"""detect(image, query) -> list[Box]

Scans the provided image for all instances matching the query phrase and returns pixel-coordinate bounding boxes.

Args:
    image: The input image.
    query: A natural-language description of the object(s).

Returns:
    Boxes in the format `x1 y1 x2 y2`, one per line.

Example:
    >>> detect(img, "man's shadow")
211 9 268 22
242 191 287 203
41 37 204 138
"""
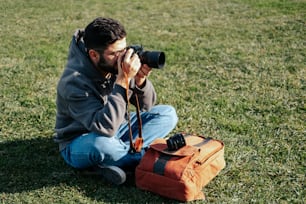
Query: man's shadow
0 137 174 203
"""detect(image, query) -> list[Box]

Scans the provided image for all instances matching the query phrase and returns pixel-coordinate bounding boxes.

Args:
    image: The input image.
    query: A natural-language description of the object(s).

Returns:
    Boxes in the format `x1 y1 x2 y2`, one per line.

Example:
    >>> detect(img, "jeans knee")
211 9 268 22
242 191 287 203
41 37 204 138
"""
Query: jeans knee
169 106 178 128
154 105 178 128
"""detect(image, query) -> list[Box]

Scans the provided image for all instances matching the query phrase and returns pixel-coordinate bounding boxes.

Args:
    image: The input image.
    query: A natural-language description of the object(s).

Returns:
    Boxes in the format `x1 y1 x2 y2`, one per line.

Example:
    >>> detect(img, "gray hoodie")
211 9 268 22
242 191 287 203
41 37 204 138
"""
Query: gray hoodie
54 30 156 150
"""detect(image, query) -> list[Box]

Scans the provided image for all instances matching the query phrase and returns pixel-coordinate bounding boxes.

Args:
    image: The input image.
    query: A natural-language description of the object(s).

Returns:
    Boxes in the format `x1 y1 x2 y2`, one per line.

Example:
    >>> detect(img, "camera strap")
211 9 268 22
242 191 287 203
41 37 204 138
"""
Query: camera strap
124 72 143 153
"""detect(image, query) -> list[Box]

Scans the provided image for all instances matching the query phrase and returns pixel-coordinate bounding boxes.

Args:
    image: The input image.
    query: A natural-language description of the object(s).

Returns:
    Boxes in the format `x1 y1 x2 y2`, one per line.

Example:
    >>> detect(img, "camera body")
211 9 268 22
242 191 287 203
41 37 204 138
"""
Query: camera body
166 133 186 151
128 45 165 69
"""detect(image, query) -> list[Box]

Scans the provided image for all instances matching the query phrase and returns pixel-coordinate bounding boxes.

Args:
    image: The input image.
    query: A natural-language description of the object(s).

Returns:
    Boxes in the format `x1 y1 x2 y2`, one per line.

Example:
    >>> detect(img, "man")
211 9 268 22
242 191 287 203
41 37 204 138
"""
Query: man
54 17 178 185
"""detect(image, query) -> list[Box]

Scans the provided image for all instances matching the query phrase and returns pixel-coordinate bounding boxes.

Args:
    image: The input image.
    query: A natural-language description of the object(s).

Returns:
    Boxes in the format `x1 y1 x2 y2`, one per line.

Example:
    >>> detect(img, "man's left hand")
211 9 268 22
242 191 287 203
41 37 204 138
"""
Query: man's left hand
135 64 152 88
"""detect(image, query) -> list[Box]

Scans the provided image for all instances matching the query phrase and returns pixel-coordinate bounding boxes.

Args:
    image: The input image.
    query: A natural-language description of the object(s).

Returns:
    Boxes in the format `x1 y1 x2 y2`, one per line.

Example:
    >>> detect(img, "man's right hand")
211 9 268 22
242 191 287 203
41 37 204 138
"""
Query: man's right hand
116 48 141 89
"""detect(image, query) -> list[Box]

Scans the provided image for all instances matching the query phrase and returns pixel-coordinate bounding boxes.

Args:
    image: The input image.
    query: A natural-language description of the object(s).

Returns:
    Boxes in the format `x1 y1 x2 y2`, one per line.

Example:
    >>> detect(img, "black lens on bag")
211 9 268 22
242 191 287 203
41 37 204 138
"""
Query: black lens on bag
166 133 186 151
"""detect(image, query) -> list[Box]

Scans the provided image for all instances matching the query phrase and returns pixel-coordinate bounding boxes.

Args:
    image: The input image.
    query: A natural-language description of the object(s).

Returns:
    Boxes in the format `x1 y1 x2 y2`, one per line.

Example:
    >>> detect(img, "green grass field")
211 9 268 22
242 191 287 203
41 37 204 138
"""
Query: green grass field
0 0 305 203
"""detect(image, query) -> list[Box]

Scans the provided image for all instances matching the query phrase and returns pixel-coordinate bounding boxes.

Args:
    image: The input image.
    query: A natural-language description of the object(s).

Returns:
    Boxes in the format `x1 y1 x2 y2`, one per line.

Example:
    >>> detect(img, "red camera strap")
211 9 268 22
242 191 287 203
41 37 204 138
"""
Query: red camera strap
124 71 143 153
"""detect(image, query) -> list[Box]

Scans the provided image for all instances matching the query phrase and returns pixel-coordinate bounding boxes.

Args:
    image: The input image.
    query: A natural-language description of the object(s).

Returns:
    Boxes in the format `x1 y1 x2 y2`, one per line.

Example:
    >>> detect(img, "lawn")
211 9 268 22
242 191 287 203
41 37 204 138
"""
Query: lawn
0 0 305 203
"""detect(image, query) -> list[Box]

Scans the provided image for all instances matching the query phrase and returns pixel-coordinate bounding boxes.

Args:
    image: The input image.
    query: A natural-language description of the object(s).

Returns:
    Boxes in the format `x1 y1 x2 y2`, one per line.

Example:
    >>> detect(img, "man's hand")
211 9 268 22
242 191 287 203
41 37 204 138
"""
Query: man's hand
135 64 152 88
116 48 141 89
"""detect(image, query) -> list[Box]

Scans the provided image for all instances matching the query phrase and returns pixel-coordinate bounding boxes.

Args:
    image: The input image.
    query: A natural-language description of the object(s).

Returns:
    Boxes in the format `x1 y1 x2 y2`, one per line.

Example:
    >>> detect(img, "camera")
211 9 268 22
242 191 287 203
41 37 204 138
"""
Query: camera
128 45 165 69
166 133 186 151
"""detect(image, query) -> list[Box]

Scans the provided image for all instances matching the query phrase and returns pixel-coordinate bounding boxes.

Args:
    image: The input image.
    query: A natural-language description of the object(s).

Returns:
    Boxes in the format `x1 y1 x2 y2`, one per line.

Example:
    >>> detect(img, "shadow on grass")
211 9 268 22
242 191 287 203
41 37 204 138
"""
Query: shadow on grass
0 137 66 193
0 137 176 203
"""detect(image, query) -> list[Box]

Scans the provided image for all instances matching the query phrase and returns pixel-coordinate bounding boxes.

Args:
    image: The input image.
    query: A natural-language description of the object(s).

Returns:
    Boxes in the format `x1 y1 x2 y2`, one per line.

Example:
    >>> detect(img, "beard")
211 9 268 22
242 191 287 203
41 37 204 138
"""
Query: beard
97 55 118 75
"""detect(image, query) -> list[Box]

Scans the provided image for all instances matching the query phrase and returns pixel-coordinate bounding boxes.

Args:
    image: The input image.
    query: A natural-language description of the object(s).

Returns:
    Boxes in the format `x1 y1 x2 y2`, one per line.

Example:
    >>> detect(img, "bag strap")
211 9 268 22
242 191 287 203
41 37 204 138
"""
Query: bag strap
124 71 143 153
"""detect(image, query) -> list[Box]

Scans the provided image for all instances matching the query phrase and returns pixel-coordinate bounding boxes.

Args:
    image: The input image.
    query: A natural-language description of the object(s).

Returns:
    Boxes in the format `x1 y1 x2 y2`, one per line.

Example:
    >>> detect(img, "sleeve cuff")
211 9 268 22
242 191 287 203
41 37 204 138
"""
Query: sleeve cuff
113 84 133 103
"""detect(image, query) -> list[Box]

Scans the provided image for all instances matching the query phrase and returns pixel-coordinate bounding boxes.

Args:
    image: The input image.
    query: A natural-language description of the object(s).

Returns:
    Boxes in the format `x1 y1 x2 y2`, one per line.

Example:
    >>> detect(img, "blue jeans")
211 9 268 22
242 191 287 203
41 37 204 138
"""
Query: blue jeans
61 105 178 169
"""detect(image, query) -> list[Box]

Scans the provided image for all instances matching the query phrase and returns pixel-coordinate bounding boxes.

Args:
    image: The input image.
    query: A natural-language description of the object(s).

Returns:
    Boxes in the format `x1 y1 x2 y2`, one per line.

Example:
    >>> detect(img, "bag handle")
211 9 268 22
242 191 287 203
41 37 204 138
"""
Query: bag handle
123 70 143 153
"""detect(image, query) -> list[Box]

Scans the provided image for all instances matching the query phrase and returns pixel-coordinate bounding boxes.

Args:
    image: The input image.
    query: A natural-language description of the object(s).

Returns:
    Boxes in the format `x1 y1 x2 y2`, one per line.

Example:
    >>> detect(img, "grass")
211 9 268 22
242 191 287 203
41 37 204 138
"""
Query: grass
0 0 305 203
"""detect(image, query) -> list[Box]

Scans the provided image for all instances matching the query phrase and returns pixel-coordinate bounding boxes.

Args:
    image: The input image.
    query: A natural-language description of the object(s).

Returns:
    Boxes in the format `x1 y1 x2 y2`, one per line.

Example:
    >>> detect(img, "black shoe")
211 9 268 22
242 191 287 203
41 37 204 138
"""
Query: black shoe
98 165 126 185
78 165 126 185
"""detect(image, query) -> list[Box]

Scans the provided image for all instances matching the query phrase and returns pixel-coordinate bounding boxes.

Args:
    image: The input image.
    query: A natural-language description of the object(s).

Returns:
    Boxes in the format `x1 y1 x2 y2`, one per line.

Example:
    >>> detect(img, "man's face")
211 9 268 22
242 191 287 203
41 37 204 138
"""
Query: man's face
96 37 127 74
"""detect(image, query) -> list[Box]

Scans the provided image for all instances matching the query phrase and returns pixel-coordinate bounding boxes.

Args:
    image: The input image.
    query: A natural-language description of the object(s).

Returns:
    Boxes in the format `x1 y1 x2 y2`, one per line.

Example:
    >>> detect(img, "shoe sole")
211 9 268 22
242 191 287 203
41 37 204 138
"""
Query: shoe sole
99 165 126 185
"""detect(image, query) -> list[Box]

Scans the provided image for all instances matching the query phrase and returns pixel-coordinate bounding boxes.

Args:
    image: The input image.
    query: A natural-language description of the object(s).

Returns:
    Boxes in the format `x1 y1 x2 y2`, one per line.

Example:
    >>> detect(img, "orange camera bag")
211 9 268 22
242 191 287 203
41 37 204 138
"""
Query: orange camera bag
135 134 225 202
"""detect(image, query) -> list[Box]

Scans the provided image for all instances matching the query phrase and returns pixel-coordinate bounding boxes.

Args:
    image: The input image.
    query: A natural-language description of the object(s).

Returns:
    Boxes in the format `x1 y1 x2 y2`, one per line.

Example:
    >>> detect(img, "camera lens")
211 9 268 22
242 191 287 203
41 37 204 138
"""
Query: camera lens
127 45 165 69
141 51 165 69
166 133 186 151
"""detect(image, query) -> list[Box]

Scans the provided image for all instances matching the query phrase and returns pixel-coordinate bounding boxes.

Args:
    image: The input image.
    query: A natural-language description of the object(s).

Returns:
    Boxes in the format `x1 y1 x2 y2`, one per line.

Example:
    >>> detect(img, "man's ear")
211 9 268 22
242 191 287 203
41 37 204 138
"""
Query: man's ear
88 49 100 63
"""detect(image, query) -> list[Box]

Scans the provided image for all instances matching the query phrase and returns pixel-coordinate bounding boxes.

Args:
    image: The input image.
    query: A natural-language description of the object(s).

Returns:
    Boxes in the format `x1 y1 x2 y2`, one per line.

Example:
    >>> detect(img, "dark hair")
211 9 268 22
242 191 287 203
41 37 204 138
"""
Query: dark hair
84 17 126 50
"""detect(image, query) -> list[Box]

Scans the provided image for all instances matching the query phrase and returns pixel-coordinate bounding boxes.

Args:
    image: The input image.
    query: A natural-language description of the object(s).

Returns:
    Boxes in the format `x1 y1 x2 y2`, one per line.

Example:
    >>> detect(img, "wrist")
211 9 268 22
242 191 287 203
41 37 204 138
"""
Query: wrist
116 77 130 89
135 78 146 88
